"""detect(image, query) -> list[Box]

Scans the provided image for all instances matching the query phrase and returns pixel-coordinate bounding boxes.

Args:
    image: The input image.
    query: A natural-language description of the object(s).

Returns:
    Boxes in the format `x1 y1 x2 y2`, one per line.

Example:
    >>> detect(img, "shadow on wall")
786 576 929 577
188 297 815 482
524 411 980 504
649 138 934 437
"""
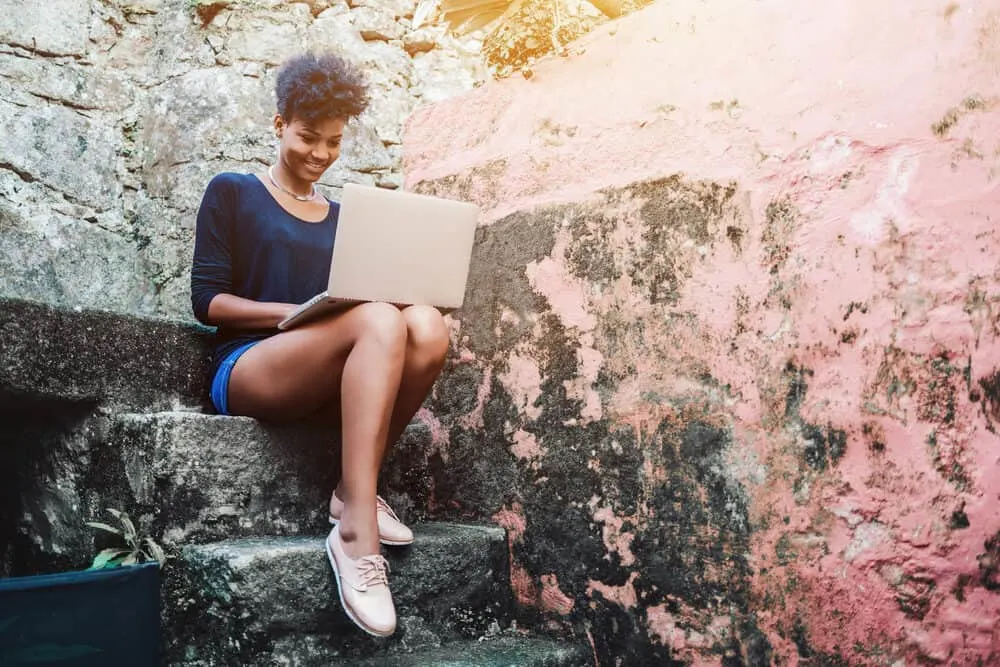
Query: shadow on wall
0 398 101 578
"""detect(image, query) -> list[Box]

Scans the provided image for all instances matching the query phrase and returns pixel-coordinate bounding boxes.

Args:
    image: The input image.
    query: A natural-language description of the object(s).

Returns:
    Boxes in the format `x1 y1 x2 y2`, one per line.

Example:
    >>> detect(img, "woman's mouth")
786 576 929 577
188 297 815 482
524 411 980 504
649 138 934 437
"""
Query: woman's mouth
305 161 327 173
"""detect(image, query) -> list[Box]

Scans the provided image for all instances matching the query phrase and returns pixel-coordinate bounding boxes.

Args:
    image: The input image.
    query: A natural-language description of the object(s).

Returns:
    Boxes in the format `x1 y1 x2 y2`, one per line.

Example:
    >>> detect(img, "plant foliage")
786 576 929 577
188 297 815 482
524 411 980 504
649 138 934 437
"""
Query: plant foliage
86 509 167 570
421 0 627 34
415 0 654 77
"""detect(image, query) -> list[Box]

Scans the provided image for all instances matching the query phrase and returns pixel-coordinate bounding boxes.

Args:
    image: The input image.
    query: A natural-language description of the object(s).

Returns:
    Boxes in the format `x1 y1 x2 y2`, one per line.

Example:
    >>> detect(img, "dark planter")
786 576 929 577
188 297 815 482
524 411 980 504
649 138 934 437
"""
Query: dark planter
0 562 160 665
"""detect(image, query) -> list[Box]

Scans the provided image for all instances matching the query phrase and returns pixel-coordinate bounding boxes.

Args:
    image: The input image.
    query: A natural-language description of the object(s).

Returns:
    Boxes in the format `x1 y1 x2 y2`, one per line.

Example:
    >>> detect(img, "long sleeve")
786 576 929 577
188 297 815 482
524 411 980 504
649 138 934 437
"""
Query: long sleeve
190 175 235 325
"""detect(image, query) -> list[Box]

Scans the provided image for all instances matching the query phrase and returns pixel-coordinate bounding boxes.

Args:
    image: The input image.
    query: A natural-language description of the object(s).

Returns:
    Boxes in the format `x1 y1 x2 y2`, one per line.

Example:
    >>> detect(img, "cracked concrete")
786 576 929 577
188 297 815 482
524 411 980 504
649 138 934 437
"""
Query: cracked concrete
0 0 485 317
404 1 1000 664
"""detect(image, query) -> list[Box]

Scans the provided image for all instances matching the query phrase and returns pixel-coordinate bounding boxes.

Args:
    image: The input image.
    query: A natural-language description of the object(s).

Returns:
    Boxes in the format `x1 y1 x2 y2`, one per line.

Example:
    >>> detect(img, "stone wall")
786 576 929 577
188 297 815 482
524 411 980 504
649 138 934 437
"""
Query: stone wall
405 1 1000 664
0 0 482 318
0 297 212 576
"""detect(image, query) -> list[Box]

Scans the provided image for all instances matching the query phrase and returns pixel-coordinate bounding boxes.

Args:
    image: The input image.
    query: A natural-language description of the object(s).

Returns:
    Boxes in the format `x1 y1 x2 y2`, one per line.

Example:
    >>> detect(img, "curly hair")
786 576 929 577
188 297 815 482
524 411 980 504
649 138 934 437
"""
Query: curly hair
275 52 369 123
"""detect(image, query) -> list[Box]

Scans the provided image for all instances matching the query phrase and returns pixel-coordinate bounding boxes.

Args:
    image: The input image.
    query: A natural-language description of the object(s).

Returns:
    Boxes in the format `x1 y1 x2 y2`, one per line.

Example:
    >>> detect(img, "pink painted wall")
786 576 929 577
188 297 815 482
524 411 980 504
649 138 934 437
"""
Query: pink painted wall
405 1 1000 664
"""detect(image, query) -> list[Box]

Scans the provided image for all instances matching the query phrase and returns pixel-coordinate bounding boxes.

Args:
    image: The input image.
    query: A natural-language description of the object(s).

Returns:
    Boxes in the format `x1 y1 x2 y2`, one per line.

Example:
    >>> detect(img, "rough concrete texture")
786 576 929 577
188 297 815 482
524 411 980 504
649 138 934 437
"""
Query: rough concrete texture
0 405 106 578
109 411 435 546
0 298 212 576
0 0 483 317
164 524 512 664
404 1 1000 664
336 636 591 667
0 297 211 409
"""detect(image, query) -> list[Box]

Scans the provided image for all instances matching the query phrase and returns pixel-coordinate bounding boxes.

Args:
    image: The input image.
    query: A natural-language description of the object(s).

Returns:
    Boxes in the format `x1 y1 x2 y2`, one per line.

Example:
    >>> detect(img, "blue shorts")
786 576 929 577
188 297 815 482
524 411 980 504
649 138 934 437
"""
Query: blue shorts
209 341 260 415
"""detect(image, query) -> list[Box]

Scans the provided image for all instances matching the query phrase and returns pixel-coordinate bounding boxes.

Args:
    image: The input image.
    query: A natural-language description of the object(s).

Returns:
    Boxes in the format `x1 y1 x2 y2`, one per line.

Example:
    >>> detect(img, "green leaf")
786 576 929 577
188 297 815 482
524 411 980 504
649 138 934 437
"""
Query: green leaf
106 554 128 568
456 7 508 33
122 552 138 566
413 0 440 29
440 0 508 11
117 513 138 544
85 521 122 536
587 0 625 18
144 537 167 563
440 0 514 34
105 508 123 521
89 548 130 570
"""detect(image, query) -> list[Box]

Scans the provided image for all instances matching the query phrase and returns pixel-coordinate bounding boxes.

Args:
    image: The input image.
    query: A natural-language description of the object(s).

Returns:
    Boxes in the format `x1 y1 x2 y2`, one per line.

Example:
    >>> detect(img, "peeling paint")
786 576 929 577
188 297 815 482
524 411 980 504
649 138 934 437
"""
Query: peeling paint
415 407 449 453
511 428 544 460
590 502 636 567
563 342 604 423
525 225 597 332
407 0 1000 663
492 503 526 543
498 349 544 421
587 571 639 611
539 573 575 615
458 367 493 430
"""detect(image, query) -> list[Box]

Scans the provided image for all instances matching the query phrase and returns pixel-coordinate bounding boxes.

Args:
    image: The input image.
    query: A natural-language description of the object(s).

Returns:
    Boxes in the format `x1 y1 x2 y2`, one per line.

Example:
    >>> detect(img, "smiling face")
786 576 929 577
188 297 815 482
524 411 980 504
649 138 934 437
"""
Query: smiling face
274 114 346 187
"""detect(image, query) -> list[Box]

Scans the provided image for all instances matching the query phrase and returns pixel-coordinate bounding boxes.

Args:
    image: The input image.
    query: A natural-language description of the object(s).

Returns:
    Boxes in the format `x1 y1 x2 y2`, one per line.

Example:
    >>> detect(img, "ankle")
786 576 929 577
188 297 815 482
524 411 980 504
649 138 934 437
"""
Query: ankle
338 508 379 557
330 489 343 512
340 530 379 560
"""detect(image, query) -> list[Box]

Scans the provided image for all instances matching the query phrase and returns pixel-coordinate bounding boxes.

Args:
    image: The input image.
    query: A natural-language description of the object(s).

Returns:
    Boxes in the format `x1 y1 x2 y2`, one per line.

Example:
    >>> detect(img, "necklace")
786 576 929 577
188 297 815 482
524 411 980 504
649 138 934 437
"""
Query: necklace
268 165 318 202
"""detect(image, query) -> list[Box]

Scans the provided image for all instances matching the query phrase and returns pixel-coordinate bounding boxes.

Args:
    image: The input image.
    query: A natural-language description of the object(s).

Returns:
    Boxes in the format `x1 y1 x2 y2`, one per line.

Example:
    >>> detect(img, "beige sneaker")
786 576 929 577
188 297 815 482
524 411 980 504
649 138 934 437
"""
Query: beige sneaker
329 494 414 547
325 525 396 637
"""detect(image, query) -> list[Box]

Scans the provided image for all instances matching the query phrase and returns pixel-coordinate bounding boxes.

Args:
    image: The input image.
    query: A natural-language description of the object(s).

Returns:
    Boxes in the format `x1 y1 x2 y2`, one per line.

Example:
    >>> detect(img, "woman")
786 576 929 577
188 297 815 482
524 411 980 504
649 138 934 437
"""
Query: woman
190 52 449 638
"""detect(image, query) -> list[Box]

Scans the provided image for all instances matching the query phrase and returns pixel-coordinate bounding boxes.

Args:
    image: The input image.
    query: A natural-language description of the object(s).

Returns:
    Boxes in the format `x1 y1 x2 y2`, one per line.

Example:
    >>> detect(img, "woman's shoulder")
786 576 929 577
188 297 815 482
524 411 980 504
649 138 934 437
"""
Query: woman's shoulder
203 172 262 208
206 171 258 192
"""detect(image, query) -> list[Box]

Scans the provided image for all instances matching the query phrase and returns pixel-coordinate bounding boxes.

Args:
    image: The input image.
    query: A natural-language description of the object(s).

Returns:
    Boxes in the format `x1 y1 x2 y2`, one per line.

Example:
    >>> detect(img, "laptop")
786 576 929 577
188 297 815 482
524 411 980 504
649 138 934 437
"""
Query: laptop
277 183 479 330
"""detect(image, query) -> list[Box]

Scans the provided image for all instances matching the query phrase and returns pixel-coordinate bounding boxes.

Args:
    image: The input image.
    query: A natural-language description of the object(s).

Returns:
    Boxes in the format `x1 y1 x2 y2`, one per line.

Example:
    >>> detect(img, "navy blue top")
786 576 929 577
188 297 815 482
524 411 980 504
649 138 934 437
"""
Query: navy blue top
190 172 338 377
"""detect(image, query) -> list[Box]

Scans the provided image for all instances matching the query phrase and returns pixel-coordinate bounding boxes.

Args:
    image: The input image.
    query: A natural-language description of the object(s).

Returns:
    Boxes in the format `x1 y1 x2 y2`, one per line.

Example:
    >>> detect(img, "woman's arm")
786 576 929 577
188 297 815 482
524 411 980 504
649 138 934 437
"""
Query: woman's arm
190 175 301 330
204 294 297 330
191 176 237 325
192 175 295 330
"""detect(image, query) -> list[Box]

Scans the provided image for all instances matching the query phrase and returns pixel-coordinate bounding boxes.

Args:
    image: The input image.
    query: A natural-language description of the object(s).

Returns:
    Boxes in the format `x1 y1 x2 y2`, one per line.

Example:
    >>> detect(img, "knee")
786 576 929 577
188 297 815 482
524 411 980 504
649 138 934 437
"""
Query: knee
403 306 449 363
352 302 407 350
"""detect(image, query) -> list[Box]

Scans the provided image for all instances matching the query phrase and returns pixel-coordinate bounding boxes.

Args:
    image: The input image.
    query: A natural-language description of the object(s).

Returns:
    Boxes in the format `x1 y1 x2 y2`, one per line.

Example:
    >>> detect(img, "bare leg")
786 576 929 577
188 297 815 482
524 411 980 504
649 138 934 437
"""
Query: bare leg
332 305 449 508
387 306 450 445
335 310 407 556
227 302 407 558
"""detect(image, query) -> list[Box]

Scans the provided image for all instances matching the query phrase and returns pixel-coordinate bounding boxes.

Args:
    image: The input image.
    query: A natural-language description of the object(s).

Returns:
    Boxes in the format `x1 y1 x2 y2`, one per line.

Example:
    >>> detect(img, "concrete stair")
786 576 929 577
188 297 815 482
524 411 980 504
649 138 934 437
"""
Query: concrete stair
110 411 436 546
0 297 211 410
328 637 591 667
112 411 587 666
0 300 587 664
164 526 512 664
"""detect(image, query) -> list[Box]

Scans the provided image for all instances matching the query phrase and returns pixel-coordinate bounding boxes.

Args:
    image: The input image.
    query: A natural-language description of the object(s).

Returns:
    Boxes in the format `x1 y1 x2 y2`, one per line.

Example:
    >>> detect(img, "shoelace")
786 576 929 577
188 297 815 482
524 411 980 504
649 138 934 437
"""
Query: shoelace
376 495 402 522
355 554 391 591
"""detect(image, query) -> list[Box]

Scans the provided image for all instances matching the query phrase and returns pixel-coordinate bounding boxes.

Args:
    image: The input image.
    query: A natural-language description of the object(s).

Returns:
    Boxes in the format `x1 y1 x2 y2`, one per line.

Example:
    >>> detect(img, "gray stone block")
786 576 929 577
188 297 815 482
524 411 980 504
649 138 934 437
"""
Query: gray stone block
0 98 121 209
259 635 591 667
112 412 337 545
336 637 591 667
0 0 91 56
0 297 211 409
111 411 436 545
165 524 513 665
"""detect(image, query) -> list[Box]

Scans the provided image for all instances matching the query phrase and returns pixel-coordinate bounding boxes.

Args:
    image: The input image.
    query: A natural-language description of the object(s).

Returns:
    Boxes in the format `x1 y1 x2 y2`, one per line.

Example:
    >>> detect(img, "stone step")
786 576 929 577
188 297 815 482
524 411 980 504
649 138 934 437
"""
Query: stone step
0 297 211 410
164 523 514 665
316 637 591 667
109 411 435 545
